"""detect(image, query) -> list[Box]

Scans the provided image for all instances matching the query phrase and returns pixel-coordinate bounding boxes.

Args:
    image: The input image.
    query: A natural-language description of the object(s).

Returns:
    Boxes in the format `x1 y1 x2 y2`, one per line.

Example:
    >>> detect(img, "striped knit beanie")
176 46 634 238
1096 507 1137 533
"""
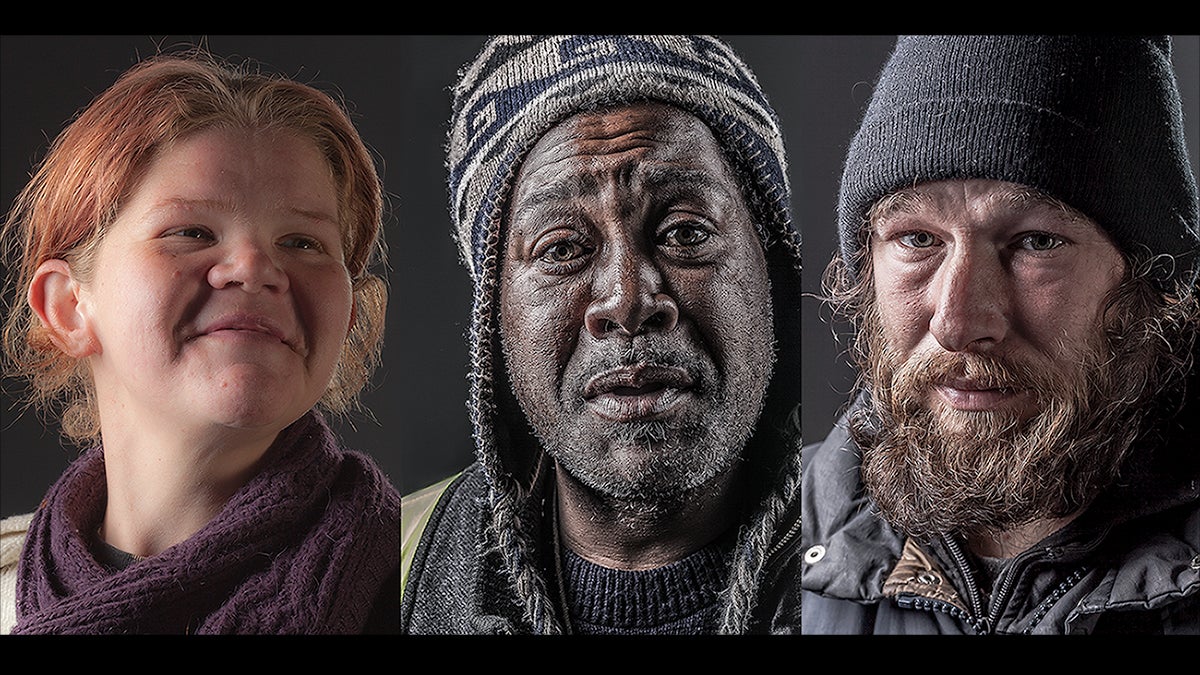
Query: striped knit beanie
448 34 795 281
838 35 1200 290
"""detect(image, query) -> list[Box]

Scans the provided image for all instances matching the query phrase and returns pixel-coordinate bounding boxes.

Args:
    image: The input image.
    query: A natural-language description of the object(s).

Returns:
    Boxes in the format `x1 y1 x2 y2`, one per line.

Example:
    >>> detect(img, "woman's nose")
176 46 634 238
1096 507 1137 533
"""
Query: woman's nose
207 238 289 293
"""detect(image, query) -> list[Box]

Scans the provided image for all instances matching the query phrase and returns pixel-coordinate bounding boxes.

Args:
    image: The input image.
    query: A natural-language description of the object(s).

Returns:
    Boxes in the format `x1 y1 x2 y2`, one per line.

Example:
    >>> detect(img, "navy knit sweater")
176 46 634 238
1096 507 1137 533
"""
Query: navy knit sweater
561 543 730 635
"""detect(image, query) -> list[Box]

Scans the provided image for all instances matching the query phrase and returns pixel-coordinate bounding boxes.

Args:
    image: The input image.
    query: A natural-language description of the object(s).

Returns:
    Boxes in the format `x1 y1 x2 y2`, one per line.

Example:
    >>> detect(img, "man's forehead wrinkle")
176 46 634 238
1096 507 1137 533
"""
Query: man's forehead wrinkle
970 184 1101 235
641 164 727 194
997 185 1091 225
871 188 932 228
979 183 1051 213
515 161 723 215
872 181 1097 232
519 171 601 209
574 126 665 147
569 102 675 140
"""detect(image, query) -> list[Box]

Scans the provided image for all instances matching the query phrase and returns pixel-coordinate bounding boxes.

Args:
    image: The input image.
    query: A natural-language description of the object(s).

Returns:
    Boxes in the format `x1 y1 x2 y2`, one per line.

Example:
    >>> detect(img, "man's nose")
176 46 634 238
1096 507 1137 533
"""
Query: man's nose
584 244 678 338
928 245 1009 352
207 237 289 293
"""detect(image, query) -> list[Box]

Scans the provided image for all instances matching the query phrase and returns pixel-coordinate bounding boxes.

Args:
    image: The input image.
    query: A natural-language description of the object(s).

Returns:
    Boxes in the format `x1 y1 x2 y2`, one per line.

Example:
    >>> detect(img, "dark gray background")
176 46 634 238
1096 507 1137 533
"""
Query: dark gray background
2 36 1196 517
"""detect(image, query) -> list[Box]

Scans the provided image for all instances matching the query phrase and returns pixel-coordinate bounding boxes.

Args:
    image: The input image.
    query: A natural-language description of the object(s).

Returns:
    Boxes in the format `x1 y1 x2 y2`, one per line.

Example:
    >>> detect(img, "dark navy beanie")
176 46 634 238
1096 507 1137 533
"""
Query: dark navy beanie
838 35 1200 290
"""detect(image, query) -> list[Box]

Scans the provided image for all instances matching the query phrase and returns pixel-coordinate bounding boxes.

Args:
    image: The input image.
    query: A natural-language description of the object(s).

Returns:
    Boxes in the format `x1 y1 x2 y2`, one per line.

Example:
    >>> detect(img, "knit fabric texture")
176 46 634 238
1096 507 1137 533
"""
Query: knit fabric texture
12 412 400 634
838 35 1200 289
562 543 729 635
448 34 794 280
440 35 803 635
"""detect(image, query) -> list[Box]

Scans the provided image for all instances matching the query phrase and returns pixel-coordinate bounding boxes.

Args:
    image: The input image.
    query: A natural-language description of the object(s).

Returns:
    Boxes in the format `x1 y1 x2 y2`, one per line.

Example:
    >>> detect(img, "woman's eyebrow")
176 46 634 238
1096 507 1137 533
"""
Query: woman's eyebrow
147 196 339 226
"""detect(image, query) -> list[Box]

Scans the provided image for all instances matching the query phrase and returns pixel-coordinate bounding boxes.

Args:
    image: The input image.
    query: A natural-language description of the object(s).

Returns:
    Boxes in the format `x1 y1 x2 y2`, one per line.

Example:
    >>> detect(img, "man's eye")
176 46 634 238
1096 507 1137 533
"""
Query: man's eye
530 228 592 273
543 240 583 262
1018 232 1065 251
898 231 938 248
661 223 711 247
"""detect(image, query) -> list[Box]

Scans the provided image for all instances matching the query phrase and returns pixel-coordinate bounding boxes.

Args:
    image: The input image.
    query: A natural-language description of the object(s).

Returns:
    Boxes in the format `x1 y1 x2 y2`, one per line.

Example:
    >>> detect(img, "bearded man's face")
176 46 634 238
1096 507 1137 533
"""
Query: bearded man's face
498 103 775 517
852 178 1159 539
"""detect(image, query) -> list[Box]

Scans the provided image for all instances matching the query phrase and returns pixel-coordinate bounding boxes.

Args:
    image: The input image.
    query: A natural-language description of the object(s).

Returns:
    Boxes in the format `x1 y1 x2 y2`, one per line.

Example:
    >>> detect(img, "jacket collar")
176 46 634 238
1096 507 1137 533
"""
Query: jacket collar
800 393 1200 618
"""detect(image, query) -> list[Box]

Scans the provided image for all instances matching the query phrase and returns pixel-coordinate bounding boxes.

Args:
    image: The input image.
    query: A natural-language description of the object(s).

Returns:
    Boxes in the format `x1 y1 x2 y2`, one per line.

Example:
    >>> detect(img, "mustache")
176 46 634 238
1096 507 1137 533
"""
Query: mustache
886 350 1064 407
566 341 716 397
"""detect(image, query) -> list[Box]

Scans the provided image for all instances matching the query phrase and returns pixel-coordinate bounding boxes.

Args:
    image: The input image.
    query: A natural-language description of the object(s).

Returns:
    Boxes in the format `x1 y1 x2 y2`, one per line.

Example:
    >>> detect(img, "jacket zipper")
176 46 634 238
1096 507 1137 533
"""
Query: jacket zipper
986 550 1024 629
943 529 1104 633
942 536 993 633
895 593 989 633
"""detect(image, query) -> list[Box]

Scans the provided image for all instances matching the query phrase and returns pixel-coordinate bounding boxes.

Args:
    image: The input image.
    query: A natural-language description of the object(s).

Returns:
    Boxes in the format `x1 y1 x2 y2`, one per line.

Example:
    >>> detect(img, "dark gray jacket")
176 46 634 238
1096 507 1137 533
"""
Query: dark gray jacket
402 462 801 634
800 396 1200 635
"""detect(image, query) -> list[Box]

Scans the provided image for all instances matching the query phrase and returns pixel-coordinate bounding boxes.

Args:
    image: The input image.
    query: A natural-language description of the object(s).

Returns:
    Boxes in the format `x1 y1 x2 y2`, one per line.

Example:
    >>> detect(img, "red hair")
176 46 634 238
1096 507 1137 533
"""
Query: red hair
2 50 386 442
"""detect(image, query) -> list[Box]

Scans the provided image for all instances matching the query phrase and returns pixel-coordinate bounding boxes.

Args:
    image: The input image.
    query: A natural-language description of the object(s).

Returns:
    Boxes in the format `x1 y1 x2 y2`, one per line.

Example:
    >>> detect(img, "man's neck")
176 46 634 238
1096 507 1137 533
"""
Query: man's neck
554 463 743 571
964 512 1082 559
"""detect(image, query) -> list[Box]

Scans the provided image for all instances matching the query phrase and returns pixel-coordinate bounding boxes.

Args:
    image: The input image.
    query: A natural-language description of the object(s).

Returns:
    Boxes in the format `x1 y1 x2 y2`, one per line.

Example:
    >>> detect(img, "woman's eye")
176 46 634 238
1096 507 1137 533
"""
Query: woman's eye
661 223 711 247
281 235 325 252
1019 232 1065 251
898 231 938 248
171 226 213 240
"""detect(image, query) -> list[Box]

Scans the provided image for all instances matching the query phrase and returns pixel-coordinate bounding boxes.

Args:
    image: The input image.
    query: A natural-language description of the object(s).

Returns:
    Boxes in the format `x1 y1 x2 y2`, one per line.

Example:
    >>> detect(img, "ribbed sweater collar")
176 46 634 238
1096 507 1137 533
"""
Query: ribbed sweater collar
560 542 730 634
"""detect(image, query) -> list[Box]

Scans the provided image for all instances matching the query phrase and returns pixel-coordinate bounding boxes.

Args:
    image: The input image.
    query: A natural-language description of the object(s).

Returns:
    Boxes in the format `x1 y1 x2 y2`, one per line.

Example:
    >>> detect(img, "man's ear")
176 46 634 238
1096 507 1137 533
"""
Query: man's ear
28 259 100 358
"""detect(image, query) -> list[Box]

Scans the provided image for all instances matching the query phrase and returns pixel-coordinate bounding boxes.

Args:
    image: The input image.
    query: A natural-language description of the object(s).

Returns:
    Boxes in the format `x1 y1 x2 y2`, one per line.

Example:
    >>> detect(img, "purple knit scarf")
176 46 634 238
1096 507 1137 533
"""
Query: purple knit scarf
12 411 400 634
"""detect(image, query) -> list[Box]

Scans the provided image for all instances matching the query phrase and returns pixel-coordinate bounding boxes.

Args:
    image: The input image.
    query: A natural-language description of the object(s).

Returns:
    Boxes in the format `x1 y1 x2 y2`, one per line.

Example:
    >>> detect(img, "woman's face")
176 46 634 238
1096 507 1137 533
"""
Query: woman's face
76 127 352 437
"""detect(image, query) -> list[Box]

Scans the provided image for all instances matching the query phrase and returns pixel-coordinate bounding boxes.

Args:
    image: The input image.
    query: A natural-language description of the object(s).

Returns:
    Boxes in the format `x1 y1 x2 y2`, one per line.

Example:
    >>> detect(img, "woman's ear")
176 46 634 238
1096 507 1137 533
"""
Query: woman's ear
28 259 100 358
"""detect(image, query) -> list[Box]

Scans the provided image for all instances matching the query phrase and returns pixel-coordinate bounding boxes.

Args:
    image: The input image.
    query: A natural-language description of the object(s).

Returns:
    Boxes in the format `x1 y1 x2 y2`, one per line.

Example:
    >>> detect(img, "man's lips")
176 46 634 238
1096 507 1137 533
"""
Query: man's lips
932 377 1025 411
582 364 695 421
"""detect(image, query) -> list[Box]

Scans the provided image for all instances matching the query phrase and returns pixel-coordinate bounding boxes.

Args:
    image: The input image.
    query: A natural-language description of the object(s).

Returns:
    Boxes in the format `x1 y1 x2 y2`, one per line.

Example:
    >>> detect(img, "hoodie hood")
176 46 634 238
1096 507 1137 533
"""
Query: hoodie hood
446 35 801 634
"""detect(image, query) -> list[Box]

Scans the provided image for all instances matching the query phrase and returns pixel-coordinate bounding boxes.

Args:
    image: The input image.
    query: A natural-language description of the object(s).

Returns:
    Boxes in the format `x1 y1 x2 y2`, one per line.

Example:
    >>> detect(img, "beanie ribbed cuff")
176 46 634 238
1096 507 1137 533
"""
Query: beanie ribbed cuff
838 35 1199 289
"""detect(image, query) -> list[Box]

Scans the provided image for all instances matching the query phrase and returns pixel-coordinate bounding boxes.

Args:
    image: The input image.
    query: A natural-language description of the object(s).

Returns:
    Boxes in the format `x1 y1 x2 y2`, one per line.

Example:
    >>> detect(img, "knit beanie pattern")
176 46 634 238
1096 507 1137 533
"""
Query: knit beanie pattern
448 34 795 280
838 35 1200 289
